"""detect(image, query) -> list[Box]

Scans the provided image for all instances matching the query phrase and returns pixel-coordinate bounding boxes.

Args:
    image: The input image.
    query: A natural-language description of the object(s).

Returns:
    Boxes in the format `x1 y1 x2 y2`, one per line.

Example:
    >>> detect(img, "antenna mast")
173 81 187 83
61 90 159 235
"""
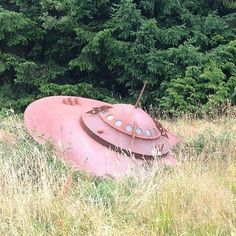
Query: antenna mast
134 81 147 108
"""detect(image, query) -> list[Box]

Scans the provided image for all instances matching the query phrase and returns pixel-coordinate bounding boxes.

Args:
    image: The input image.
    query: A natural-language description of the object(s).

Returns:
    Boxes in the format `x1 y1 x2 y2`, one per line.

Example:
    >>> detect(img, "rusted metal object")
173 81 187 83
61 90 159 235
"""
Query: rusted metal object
24 96 180 178
81 104 172 158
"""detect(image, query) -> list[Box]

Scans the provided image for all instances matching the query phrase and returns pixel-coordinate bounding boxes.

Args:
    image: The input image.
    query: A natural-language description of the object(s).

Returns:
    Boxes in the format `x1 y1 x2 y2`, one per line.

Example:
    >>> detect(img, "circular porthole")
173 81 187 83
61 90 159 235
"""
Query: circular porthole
146 129 151 137
136 128 143 135
125 124 133 132
107 115 114 121
115 120 122 127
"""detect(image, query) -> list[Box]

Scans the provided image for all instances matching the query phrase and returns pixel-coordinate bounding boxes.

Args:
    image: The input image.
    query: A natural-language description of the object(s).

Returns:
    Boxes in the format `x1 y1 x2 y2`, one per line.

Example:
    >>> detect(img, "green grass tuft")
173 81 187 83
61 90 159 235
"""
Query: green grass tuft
0 114 235 235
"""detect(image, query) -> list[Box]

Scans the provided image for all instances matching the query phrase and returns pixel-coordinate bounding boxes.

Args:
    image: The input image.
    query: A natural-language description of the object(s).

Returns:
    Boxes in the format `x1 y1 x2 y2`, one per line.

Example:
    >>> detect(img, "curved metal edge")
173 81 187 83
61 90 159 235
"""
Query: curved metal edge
80 116 169 161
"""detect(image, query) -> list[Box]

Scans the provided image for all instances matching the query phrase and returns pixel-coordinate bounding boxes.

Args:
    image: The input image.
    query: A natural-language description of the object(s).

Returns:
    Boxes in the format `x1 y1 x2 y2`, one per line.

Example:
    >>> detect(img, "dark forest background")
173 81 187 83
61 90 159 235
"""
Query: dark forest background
0 0 235 115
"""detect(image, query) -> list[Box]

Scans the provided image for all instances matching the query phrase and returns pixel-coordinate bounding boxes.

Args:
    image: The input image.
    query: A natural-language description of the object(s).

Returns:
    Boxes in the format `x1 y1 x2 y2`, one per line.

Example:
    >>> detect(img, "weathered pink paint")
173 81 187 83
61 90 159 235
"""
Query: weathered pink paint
24 96 180 178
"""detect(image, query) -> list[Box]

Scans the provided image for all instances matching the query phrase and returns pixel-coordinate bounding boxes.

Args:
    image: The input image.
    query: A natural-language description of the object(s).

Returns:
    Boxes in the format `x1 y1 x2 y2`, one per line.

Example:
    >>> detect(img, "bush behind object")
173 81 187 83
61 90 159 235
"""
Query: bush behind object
0 0 235 114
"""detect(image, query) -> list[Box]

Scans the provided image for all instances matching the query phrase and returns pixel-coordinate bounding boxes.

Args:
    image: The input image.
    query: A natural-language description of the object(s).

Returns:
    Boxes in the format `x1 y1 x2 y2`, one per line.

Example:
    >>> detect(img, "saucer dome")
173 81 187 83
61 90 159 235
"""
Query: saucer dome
81 104 172 158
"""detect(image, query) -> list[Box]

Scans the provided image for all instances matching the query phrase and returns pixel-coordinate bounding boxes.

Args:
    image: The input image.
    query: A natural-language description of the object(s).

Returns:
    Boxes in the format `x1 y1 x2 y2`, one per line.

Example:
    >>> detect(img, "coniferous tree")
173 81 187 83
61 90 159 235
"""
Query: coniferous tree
0 0 235 114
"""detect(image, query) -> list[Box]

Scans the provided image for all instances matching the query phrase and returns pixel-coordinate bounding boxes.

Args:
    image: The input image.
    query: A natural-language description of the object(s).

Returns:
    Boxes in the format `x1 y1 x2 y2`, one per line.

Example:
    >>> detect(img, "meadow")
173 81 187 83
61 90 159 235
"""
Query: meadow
0 112 235 236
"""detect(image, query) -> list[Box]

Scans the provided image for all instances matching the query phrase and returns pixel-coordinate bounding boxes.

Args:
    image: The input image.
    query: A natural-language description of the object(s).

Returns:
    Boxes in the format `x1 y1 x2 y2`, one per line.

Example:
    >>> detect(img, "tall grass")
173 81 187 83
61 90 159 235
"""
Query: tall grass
0 114 235 235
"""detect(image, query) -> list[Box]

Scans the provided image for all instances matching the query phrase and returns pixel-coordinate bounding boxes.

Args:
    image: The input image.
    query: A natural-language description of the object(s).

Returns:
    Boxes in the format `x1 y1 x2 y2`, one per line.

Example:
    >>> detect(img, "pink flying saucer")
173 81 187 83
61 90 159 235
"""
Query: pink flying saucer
24 96 180 178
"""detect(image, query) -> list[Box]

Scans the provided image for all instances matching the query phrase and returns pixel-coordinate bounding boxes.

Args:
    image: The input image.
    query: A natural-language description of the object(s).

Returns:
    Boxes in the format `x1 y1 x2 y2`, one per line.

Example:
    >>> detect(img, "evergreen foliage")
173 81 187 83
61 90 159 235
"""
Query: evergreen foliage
0 0 235 114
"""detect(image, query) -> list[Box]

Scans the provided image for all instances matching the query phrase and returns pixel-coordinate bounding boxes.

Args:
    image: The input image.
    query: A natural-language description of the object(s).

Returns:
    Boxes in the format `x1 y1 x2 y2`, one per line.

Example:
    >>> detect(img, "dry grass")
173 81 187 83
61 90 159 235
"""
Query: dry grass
0 113 235 235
